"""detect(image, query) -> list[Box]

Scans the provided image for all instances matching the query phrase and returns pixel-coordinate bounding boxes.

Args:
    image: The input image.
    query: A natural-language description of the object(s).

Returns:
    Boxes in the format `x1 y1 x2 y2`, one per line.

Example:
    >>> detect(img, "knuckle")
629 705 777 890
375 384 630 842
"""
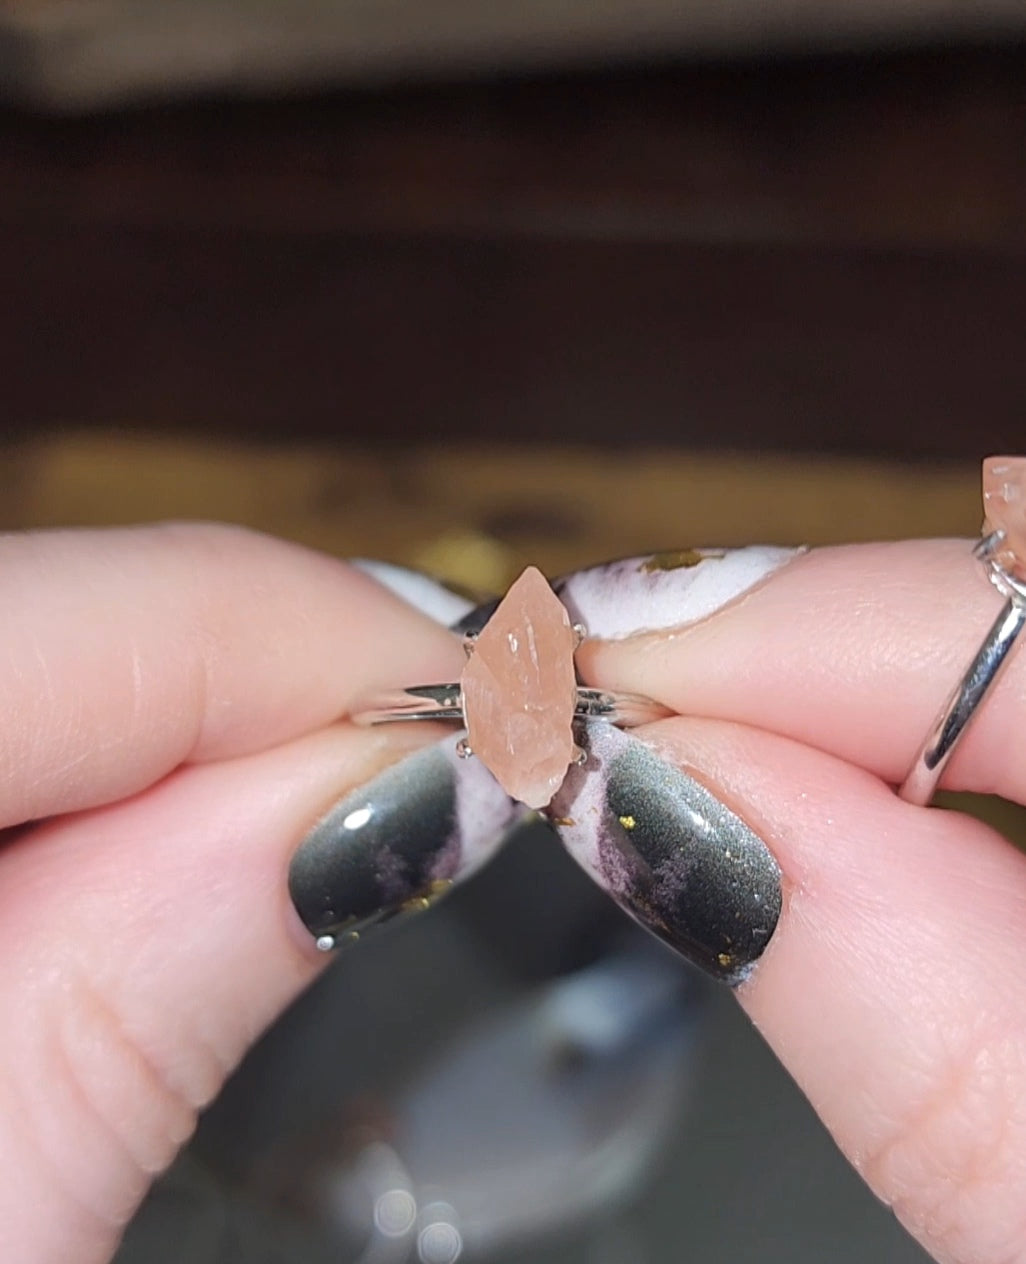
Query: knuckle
860 1024 1026 1261
12 967 200 1241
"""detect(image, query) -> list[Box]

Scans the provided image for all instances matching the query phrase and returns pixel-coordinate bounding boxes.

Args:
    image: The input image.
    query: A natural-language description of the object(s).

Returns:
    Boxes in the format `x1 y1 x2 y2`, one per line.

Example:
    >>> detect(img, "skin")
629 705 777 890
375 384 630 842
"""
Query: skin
1 526 1024 1264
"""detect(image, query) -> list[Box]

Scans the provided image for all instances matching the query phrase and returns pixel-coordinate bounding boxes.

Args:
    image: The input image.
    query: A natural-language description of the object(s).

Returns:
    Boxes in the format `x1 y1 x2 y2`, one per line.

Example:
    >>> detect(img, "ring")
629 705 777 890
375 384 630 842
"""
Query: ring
352 683 671 729
351 564 672 810
899 456 1026 806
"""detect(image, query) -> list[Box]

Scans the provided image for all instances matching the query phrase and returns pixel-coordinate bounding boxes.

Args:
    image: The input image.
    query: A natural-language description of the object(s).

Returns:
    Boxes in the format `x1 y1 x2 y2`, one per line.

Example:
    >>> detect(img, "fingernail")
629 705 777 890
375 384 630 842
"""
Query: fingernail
546 725 781 984
554 546 802 640
350 558 476 627
288 736 524 950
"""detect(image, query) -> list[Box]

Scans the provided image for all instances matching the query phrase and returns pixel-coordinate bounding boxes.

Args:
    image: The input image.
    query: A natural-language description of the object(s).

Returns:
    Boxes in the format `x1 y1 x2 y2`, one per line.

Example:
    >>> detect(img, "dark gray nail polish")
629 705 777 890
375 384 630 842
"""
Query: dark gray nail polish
289 736 524 950
546 725 781 984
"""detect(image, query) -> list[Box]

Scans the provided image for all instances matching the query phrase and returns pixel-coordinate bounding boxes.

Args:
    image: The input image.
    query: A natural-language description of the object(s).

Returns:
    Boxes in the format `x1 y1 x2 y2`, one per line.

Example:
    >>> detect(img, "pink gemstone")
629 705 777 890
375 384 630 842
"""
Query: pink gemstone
982 456 1026 578
461 566 578 809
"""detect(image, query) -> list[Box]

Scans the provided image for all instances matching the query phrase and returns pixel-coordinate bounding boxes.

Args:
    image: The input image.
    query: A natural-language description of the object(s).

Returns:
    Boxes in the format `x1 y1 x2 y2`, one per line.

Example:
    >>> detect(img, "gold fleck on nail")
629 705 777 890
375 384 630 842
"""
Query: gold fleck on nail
400 878 453 915
641 549 726 573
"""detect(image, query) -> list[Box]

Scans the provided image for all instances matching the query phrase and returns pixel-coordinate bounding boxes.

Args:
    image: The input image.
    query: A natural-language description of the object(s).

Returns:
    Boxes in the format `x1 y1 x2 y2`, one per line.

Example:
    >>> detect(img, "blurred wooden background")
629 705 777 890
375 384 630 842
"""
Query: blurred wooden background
3 0 1026 109
5 433 980 583
2 47 1026 457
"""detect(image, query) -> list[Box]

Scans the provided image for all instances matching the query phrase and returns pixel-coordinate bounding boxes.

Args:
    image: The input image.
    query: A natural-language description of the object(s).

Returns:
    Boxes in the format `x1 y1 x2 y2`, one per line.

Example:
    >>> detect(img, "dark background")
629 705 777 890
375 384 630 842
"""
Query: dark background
3 44 1025 456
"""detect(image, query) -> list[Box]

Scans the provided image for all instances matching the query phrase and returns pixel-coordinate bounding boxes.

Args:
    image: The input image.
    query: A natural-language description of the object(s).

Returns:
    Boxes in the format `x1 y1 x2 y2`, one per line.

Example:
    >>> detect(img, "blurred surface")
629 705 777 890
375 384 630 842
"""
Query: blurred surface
3 0 1026 109
0 433 983 569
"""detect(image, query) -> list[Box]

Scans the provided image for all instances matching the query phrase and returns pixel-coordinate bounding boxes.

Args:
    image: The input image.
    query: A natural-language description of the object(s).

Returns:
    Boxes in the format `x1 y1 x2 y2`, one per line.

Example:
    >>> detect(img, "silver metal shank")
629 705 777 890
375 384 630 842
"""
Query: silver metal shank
352 684 673 728
899 532 1026 805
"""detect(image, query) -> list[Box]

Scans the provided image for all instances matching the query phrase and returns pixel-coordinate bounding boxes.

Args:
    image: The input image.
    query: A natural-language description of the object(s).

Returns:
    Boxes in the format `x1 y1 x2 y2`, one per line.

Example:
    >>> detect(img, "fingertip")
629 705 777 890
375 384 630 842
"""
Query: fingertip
0 524 466 827
582 539 1026 800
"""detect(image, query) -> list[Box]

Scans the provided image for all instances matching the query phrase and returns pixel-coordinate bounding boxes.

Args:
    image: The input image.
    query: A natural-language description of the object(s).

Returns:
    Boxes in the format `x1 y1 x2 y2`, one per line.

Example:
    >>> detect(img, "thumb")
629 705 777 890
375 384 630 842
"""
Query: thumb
0 727 392 1263
0 721 517 1264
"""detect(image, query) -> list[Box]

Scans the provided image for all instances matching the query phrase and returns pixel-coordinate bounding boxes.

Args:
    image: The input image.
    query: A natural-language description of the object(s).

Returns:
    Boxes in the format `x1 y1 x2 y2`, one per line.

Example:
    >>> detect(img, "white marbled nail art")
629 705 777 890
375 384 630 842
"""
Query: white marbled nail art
552 546 801 640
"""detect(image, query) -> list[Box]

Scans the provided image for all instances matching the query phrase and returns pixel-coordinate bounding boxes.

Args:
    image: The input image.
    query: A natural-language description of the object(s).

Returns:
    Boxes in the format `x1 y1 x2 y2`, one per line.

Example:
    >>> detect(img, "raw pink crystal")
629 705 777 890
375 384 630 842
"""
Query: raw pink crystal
461 566 578 809
983 455 1026 579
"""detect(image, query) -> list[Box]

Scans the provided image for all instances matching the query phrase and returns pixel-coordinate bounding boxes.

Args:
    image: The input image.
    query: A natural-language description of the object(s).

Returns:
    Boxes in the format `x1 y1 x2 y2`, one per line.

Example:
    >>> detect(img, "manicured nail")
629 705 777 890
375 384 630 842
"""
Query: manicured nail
553 546 802 640
350 558 475 626
546 724 781 984
288 736 525 950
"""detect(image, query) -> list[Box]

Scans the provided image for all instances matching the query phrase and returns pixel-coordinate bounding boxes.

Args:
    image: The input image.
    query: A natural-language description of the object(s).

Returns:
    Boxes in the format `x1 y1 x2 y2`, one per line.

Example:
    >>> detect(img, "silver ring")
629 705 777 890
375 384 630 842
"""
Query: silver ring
350 563 675 810
899 529 1026 806
351 683 672 729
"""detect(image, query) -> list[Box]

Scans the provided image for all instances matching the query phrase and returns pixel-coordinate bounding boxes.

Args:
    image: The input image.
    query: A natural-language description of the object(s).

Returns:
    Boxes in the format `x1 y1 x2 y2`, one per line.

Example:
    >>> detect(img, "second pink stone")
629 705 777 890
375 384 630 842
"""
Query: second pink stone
983 455 1026 580
461 565 578 809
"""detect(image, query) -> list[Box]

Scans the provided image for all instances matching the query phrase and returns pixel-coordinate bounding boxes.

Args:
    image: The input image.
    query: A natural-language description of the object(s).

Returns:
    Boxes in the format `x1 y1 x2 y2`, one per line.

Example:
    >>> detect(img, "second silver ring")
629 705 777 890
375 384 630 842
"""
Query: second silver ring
899 531 1026 806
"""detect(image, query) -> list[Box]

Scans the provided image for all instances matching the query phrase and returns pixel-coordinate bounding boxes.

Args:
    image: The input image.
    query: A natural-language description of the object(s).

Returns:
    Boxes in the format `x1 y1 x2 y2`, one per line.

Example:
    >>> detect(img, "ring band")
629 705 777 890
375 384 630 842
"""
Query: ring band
351 683 673 729
899 528 1026 806
351 563 676 810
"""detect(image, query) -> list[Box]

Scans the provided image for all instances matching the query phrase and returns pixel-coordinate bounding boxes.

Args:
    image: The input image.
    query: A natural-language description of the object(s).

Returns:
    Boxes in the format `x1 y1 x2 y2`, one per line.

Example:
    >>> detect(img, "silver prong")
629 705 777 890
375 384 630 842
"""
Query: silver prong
572 622 587 648
974 529 1005 561
572 745 588 766
462 630 479 657
456 737 474 759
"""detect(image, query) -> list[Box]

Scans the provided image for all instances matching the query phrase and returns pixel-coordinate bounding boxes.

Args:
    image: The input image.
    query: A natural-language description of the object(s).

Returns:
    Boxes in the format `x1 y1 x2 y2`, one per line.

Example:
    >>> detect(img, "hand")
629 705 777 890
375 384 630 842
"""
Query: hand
8 527 1024 1264
583 539 1026 1264
0 523 465 1264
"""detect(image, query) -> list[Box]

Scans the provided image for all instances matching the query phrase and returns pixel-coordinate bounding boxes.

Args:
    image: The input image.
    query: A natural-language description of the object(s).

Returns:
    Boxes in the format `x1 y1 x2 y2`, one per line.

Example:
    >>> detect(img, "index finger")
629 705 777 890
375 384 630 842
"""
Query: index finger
579 540 1026 803
0 523 464 828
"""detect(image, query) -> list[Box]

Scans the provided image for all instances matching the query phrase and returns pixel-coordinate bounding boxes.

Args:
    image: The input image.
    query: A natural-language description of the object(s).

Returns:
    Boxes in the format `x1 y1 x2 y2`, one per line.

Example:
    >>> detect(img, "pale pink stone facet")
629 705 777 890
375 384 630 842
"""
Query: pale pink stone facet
983 455 1026 579
461 566 578 809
